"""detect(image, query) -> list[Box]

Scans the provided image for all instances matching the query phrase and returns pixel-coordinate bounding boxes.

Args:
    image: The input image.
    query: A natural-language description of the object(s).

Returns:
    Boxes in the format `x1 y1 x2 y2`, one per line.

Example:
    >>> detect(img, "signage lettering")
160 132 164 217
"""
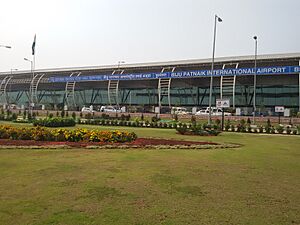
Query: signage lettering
49 65 300 83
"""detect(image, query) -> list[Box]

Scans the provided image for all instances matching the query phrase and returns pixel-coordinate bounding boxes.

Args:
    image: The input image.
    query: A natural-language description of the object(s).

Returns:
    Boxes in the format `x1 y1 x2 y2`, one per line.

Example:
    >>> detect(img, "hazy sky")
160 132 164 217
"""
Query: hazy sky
0 0 299 72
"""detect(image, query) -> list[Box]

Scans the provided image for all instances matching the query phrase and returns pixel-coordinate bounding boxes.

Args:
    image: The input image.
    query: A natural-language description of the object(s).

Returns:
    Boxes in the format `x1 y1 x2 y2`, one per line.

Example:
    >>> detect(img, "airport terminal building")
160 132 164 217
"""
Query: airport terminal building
0 53 300 115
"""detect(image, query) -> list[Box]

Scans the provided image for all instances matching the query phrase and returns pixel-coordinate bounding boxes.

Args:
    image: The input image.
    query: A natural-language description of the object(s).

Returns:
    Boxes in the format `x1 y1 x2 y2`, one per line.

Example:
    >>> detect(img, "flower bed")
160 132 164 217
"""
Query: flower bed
0 125 137 143
0 138 238 150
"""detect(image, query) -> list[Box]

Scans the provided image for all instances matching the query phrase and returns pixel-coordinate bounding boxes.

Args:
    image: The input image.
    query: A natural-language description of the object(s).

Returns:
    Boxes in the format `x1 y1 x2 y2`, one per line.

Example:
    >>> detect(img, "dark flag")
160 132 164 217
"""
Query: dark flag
32 34 36 55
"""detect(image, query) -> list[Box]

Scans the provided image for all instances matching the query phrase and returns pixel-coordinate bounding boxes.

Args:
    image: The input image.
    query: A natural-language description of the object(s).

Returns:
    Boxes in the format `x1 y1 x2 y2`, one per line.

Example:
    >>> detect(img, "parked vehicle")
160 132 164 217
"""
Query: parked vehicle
195 107 231 116
99 105 122 113
171 107 190 115
81 107 95 113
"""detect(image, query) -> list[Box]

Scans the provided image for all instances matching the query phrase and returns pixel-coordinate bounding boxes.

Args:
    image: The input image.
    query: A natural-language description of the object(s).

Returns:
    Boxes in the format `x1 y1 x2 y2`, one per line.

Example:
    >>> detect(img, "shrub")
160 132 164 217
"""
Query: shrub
33 117 76 127
191 115 196 125
32 112 37 120
60 110 65 118
145 120 150 127
240 119 245 125
215 119 221 130
236 124 241 132
176 123 221 136
27 113 33 121
101 113 109 119
230 124 235 132
276 125 284 134
85 113 92 119
265 125 271 134
297 125 300 135
152 114 160 123
224 119 231 131
246 125 252 133
174 114 178 122
23 110 27 120
11 113 18 121
120 114 126 121
267 119 271 127
265 120 271 133
176 123 188 134
247 117 251 125
271 126 276 134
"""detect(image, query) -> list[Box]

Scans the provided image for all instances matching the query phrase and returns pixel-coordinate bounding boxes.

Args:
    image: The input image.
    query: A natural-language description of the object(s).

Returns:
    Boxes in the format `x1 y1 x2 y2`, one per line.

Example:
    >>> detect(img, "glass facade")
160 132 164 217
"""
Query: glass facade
6 83 299 114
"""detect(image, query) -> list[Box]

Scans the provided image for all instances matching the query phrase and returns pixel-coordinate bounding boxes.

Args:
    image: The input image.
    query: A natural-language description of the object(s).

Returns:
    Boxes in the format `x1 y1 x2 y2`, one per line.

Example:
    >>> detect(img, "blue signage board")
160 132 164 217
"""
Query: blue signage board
49 65 300 83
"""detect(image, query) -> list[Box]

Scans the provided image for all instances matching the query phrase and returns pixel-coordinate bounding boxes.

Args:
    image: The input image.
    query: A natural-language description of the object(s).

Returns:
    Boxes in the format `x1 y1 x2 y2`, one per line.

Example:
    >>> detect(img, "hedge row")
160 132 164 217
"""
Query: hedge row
33 118 76 127
79 119 176 129
79 118 300 135
0 125 137 143
176 124 221 136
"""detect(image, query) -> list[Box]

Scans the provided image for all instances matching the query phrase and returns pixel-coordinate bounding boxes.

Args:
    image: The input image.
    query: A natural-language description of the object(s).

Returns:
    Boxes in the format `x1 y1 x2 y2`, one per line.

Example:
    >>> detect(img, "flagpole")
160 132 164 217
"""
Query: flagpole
30 34 36 115
31 54 35 114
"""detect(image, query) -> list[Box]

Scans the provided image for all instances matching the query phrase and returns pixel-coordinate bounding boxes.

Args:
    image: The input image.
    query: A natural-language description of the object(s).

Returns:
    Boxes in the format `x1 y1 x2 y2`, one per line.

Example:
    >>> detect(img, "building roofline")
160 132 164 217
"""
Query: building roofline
1 52 300 75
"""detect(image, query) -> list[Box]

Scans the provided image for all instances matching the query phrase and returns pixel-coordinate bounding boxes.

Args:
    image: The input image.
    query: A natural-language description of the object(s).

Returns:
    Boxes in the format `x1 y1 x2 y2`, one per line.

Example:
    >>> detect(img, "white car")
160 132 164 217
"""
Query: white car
81 107 95 113
100 106 122 113
195 109 209 115
195 107 232 116
171 107 190 115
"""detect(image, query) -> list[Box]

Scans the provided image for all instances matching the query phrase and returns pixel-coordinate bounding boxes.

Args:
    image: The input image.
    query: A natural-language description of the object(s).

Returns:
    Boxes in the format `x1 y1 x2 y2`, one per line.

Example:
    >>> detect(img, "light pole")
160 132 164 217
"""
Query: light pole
208 14 222 125
24 58 33 73
117 61 125 70
0 45 11 49
10 68 18 75
253 36 257 123
24 57 34 113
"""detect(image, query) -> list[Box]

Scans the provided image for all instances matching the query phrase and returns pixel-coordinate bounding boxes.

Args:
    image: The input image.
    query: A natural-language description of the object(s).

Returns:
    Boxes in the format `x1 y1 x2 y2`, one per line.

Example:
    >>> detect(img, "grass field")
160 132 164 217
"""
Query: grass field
0 122 299 225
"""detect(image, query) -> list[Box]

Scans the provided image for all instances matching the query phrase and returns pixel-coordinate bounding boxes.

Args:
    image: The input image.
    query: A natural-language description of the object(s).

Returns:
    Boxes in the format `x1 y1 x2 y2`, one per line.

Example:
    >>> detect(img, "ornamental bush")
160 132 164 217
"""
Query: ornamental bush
176 123 221 136
33 117 76 127
0 125 137 143
276 125 284 134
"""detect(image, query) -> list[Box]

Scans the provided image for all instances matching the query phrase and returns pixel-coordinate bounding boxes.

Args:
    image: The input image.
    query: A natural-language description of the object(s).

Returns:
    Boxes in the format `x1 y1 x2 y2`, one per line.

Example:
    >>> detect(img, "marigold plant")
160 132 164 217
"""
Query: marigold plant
0 125 137 143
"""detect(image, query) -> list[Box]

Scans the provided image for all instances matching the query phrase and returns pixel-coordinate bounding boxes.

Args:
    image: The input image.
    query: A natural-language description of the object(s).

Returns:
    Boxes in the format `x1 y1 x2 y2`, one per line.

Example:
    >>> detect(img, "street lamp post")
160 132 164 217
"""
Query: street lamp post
24 58 33 73
0 45 11 49
24 58 34 114
117 61 125 70
10 68 18 75
208 15 222 125
253 36 258 123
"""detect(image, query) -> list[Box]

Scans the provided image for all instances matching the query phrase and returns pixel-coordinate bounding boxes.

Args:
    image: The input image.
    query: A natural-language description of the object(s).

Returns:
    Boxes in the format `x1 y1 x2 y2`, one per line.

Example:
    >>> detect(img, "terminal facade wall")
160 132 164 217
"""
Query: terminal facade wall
0 54 299 113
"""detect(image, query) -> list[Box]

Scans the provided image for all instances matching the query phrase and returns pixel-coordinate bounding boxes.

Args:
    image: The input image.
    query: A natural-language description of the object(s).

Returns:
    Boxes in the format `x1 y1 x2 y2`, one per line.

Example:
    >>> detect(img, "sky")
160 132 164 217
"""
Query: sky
0 0 299 72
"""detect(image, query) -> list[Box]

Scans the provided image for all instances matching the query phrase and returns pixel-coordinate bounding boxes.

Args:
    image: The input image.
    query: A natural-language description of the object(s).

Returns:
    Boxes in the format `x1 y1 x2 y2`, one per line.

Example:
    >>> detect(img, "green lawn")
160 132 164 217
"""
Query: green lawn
0 122 299 224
